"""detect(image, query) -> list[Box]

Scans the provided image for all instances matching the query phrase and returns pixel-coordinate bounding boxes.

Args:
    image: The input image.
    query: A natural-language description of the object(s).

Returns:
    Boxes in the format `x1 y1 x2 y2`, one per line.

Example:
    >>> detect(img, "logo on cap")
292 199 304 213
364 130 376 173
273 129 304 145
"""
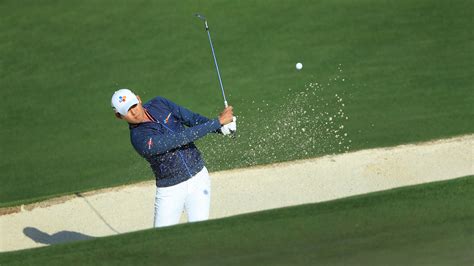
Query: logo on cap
119 96 127 103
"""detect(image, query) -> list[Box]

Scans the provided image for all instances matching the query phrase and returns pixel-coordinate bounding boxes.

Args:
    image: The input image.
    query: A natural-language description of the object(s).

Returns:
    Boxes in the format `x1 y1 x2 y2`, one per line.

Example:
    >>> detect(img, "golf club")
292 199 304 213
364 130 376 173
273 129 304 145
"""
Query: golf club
194 13 229 108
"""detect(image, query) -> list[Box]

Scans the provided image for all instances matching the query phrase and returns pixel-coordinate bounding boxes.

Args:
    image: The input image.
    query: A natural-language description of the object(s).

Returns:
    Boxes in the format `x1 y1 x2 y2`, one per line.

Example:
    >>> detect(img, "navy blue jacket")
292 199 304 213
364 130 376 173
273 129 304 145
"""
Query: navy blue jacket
129 96 222 187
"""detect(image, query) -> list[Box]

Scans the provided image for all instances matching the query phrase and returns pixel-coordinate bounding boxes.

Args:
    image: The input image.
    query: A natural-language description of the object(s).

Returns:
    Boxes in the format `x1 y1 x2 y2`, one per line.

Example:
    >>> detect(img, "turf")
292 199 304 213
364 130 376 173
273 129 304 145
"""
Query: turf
0 176 472 265
1 0 473 205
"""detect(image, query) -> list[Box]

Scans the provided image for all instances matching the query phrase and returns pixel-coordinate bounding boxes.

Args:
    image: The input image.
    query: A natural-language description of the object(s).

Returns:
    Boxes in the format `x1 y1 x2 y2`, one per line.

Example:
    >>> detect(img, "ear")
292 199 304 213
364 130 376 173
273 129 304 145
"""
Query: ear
136 95 142 104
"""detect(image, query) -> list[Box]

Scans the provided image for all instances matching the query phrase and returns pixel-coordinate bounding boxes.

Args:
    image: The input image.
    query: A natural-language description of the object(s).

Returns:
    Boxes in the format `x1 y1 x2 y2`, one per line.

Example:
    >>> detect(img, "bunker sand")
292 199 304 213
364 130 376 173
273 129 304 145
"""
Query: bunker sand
1 135 472 252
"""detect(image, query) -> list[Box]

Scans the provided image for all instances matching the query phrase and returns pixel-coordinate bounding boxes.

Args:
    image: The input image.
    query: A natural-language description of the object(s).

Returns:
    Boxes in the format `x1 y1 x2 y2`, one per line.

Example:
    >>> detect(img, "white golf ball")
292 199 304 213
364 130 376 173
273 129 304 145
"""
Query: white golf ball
296 62 303 70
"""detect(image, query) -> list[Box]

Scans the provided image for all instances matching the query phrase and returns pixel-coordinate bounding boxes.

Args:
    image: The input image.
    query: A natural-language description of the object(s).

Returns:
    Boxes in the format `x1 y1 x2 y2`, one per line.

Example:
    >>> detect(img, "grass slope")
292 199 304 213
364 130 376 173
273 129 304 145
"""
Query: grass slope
1 0 473 205
1 176 473 265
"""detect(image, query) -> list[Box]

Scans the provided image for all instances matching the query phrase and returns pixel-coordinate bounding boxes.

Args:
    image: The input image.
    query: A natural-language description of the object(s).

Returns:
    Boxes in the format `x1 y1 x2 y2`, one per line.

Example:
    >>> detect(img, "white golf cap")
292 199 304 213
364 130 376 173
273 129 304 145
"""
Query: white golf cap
111 89 140 116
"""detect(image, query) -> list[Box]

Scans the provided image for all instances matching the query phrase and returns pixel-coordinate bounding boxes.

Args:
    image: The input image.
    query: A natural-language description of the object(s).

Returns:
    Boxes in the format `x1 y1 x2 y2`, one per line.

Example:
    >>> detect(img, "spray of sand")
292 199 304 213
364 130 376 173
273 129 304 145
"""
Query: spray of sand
203 65 352 168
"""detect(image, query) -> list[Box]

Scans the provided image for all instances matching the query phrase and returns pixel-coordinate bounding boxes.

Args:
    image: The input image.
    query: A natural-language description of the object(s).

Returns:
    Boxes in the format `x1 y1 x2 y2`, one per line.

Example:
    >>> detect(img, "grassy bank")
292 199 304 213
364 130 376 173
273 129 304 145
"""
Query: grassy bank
1 176 472 265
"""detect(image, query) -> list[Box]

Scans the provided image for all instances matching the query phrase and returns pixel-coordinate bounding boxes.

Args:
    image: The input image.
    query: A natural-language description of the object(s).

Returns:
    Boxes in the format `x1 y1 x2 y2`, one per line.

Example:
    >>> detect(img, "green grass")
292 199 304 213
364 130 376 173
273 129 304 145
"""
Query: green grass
1 176 472 265
1 0 473 206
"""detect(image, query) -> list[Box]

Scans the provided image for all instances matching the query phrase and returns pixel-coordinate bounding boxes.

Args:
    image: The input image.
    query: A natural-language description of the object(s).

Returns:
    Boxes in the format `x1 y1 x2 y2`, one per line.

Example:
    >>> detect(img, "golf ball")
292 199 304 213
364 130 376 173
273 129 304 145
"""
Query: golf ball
296 62 303 70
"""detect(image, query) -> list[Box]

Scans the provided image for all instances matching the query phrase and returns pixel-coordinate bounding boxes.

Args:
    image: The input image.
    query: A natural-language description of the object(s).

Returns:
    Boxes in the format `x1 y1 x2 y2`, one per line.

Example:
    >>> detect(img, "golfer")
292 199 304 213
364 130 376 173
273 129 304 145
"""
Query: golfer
111 88 235 227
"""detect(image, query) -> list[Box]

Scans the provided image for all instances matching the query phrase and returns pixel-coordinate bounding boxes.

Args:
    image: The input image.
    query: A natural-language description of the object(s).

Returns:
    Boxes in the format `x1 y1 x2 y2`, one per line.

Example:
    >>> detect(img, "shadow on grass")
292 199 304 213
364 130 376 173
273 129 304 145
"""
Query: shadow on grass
23 227 94 245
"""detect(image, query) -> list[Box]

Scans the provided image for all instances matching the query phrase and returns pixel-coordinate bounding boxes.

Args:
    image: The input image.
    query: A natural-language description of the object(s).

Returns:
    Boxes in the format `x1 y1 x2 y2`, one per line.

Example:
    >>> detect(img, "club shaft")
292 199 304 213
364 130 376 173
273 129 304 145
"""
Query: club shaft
205 26 228 108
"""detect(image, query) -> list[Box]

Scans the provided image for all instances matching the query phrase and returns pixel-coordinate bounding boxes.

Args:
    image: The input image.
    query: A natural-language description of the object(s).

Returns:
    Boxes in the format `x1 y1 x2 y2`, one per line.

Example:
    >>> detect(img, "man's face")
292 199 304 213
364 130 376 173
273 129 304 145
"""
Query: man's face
115 96 146 124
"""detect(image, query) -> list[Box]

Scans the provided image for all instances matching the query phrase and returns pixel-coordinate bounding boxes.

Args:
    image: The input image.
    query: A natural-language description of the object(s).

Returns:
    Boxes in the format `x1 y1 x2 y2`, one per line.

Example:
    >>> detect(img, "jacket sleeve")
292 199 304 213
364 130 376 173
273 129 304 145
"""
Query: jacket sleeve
161 97 217 127
133 118 222 156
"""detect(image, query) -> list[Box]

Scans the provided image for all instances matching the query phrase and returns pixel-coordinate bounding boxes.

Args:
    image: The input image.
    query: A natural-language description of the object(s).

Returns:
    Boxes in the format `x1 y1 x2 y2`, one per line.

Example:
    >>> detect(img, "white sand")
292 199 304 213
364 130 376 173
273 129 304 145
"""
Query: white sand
1 135 472 252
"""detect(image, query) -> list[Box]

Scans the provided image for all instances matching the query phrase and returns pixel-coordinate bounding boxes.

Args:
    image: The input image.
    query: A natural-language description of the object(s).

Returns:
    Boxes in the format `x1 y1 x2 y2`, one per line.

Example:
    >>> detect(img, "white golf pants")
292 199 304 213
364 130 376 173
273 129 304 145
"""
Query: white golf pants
153 167 211 228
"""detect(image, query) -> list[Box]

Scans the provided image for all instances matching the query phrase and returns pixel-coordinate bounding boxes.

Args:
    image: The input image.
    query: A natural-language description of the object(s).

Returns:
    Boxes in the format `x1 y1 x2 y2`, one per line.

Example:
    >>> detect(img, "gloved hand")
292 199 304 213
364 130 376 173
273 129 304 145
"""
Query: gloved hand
220 116 237 136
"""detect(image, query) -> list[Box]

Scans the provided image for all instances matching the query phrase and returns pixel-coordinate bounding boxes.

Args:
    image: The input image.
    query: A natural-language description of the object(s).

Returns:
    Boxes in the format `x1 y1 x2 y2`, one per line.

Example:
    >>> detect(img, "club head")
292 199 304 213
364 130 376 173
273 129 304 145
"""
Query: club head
194 13 206 21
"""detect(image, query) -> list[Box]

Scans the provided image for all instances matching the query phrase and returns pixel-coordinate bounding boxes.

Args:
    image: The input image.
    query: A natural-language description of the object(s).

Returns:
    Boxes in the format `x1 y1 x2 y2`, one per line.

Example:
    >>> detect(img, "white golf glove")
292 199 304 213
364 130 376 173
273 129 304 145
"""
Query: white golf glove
220 116 237 136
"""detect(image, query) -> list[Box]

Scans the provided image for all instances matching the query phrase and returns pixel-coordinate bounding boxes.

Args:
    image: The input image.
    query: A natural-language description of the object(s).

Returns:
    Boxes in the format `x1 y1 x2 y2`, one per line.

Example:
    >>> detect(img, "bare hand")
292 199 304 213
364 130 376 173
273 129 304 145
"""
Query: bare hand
219 106 234 125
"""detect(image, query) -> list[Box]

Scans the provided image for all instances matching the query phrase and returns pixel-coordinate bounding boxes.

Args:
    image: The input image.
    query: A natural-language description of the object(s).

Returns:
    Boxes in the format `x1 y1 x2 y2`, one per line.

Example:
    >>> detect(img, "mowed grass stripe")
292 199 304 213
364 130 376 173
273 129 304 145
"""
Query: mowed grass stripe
1 0 473 205
0 176 472 265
